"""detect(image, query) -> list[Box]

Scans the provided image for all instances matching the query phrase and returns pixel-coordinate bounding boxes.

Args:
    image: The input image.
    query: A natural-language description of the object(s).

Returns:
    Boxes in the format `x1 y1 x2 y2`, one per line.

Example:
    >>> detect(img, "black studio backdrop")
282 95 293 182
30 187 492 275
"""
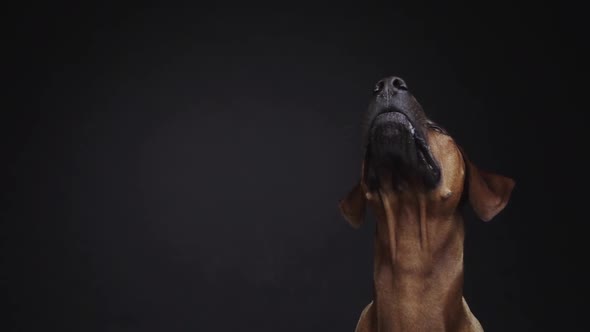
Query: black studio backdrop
4 2 587 331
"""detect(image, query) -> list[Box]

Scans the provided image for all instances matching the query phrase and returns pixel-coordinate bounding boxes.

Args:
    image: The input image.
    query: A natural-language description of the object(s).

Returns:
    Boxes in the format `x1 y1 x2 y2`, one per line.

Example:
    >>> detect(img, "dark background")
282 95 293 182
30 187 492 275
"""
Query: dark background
5 1 586 331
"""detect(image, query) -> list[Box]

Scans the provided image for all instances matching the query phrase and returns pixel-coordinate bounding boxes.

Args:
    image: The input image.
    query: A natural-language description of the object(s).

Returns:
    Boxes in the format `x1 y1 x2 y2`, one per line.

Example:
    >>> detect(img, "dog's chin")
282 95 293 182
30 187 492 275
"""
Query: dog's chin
366 112 441 191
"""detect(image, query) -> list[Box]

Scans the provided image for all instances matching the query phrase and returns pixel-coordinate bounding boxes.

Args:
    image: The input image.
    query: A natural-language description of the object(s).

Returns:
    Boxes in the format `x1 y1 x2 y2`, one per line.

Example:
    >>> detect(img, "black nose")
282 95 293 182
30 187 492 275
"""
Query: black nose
373 76 408 94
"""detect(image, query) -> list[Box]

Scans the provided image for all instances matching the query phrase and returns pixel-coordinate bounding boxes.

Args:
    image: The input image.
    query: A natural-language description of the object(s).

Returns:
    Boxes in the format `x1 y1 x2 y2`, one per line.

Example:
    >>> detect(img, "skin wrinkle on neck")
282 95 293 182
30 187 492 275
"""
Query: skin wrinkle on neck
376 188 433 266
371 185 467 331
378 189 397 263
418 192 428 251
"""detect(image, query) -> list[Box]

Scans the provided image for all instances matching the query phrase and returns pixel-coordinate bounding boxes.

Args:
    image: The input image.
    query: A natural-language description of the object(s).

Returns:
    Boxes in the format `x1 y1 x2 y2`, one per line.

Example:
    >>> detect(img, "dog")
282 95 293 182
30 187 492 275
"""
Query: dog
339 76 514 331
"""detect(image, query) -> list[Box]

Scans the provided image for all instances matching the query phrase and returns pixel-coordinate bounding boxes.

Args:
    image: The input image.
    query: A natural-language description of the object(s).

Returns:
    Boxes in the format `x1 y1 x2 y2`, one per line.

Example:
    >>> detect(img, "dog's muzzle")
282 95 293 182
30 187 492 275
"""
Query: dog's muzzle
364 110 441 190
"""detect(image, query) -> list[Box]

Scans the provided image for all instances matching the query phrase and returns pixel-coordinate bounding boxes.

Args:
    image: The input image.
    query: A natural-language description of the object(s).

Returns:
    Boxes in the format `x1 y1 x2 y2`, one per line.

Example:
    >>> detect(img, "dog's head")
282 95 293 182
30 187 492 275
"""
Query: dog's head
340 76 515 227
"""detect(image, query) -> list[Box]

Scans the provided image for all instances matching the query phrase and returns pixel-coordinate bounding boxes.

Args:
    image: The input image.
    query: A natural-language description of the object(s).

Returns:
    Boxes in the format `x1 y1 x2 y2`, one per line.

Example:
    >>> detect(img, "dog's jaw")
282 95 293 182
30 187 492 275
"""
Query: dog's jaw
364 111 441 191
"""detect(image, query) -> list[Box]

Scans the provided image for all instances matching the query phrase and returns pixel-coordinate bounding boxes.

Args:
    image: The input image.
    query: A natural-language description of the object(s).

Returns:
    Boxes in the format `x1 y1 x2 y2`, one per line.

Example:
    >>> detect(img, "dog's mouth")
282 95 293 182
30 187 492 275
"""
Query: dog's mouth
365 111 441 190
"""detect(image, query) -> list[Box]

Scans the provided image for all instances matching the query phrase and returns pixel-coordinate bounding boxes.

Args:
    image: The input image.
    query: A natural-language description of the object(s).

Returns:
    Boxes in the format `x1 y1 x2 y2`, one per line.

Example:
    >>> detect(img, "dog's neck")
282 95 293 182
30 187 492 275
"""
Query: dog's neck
369 185 469 331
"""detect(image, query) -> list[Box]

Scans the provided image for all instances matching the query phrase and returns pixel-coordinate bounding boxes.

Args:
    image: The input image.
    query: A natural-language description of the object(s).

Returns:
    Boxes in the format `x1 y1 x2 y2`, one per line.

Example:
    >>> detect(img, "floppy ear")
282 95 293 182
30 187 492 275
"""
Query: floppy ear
464 157 515 222
339 182 367 228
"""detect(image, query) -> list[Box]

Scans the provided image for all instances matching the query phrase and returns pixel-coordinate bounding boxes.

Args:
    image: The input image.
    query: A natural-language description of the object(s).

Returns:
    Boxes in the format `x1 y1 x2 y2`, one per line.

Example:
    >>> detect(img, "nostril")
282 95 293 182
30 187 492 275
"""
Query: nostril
373 80 385 93
392 78 407 90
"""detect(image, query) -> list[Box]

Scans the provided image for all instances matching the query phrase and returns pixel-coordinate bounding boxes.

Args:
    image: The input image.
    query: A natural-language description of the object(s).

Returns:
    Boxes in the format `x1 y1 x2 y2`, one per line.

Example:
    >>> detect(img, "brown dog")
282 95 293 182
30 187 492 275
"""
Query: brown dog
340 76 514 332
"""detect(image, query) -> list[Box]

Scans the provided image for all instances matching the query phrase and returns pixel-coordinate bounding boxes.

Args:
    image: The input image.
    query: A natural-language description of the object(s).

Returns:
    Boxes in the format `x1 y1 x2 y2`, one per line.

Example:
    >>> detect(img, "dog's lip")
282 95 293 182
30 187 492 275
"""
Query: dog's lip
368 110 441 181
369 110 414 134
362 110 416 155
369 110 416 137
369 110 427 161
